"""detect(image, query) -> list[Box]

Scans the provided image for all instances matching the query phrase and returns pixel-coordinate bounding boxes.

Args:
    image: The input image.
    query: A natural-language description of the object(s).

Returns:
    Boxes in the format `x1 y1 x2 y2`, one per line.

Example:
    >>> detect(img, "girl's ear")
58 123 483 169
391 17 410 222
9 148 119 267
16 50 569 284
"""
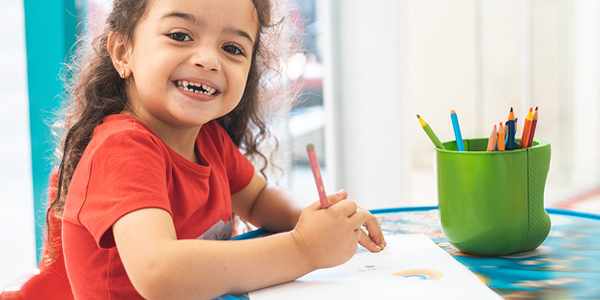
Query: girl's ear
107 32 132 79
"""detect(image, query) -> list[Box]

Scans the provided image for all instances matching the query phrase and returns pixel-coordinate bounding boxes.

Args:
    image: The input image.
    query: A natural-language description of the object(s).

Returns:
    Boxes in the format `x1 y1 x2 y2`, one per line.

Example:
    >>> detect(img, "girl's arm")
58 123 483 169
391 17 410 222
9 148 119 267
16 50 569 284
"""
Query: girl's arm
231 174 305 232
232 174 386 251
113 199 364 300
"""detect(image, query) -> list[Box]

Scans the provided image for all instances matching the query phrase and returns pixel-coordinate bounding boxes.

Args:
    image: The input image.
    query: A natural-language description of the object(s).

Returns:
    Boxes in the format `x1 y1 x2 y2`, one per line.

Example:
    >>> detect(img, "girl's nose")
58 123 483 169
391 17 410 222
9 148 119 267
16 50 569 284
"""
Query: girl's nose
192 47 221 71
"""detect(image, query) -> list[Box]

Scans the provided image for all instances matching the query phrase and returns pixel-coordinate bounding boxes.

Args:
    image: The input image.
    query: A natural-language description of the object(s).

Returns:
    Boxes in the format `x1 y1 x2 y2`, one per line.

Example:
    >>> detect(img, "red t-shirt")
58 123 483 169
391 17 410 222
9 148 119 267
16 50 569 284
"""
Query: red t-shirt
62 115 254 299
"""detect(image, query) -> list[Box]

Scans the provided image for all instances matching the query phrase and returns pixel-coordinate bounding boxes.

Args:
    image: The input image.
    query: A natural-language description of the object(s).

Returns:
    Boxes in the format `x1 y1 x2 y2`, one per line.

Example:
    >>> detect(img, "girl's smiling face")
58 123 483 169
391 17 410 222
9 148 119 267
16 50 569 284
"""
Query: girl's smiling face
121 0 258 133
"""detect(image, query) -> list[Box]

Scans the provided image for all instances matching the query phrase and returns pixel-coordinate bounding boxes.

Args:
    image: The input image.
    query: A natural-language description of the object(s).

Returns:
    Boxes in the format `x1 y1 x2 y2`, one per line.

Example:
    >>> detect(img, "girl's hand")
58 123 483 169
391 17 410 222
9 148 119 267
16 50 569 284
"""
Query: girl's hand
290 192 365 270
326 190 386 253
357 207 386 252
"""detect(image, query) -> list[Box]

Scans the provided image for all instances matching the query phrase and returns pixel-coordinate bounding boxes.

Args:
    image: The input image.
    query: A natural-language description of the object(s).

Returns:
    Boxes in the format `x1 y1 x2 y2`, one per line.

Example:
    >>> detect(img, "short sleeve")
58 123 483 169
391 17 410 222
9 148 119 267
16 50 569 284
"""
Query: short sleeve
211 122 255 194
76 130 173 249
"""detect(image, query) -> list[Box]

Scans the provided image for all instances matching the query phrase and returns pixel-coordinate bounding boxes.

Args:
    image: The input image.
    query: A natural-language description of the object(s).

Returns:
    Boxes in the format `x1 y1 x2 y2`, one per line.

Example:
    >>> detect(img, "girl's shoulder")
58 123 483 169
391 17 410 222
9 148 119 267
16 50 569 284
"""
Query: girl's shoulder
96 114 156 138
200 120 233 144
86 114 168 157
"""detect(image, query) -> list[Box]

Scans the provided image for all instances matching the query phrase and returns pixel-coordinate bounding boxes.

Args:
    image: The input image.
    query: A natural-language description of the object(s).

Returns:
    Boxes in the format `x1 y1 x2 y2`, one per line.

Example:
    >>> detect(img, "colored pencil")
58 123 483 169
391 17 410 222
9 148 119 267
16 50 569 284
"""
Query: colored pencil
503 123 508 148
487 124 497 151
497 122 505 151
450 110 465 151
307 144 329 209
527 106 538 147
521 107 533 148
417 115 446 149
506 107 516 150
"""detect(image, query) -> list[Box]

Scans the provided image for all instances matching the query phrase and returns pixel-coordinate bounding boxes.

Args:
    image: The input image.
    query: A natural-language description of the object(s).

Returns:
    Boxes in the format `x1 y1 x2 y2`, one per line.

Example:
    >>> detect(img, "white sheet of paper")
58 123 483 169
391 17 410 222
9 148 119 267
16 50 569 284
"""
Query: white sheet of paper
249 234 502 300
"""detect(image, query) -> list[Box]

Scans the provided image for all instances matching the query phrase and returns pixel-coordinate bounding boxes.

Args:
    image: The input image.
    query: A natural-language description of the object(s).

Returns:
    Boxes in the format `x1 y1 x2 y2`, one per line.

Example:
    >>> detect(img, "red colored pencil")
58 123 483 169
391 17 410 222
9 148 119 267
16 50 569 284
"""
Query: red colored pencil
521 107 533 148
307 144 329 209
527 106 538 147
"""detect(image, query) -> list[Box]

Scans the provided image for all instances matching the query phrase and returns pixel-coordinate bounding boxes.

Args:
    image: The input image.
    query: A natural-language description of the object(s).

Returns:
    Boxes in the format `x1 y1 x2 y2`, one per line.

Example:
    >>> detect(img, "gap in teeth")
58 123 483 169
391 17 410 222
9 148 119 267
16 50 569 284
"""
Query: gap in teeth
177 80 216 95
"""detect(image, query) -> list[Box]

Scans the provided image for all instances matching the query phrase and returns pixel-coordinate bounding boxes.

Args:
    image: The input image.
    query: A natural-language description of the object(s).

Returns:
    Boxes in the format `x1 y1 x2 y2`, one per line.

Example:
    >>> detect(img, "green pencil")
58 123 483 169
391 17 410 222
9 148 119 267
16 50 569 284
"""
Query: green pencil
417 114 445 149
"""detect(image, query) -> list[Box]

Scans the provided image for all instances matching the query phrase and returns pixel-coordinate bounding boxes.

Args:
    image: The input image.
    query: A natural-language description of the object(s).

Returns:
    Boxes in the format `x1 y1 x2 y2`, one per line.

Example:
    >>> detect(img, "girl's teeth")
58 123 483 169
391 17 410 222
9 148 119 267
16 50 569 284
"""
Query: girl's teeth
176 80 217 95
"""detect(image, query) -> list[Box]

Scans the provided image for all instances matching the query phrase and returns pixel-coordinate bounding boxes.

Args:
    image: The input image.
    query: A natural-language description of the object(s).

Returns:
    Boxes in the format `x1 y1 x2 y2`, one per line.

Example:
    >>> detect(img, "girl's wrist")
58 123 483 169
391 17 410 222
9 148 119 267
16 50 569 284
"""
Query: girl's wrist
285 230 315 274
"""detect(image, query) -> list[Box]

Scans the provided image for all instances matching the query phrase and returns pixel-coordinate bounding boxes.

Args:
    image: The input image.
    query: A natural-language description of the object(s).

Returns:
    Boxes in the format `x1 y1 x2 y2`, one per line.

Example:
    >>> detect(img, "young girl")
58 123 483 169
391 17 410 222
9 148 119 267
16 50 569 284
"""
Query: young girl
47 0 386 299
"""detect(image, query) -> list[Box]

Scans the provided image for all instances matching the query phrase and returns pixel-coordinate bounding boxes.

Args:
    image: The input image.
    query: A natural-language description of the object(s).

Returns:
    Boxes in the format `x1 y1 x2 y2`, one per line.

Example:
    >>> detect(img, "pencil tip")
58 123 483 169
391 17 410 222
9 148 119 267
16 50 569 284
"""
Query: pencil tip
416 114 420 118
450 109 456 114
535 106 538 110
510 107 513 112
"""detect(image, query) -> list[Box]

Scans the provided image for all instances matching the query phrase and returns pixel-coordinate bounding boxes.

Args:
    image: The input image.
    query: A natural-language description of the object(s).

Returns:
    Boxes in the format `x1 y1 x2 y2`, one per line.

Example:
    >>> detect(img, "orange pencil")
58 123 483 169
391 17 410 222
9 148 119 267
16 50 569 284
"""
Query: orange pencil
527 106 538 147
497 122 505 151
487 124 497 151
521 107 533 148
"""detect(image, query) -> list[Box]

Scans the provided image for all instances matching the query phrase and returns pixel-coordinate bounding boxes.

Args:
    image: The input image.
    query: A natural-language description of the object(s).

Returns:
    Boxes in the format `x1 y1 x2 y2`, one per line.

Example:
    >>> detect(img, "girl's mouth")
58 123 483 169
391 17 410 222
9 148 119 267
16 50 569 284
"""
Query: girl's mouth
174 80 219 96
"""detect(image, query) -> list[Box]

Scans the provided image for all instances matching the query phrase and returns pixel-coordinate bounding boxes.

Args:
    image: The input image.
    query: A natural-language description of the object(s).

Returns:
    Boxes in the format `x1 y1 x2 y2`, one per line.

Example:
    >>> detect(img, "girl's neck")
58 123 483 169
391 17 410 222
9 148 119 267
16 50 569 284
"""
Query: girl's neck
122 112 202 164
152 124 202 164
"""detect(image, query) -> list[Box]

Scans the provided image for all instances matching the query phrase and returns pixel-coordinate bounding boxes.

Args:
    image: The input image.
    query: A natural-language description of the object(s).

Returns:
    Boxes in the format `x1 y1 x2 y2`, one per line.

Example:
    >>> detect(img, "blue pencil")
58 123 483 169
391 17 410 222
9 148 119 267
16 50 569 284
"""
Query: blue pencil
506 108 516 150
450 110 465 151
506 117 517 148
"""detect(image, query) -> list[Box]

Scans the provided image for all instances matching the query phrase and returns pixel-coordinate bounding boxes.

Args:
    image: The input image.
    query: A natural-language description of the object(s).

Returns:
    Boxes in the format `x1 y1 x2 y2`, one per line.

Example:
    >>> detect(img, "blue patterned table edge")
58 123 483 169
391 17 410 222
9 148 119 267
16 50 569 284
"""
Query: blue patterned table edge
220 207 600 300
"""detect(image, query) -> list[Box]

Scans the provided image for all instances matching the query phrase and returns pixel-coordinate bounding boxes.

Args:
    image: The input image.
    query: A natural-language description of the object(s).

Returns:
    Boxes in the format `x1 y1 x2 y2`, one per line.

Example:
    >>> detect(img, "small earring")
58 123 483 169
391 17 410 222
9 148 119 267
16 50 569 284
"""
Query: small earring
120 69 127 79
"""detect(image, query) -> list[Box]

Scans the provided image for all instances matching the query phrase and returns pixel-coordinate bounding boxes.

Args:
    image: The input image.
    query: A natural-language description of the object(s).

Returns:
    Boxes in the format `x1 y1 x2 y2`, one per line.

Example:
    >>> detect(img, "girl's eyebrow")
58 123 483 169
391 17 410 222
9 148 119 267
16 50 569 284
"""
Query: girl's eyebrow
224 28 255 45
161 11 255 44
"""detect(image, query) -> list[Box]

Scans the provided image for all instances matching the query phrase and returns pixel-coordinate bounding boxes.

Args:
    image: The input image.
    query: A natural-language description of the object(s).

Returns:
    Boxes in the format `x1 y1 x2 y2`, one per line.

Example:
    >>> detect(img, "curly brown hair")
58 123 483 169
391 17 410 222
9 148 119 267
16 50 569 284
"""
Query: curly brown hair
45 0 292 263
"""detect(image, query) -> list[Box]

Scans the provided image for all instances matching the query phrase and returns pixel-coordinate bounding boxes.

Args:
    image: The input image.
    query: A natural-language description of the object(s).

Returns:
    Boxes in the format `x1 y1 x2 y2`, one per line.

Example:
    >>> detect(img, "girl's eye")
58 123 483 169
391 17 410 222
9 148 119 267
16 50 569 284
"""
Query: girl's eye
168 32 191 42
222 44 245 56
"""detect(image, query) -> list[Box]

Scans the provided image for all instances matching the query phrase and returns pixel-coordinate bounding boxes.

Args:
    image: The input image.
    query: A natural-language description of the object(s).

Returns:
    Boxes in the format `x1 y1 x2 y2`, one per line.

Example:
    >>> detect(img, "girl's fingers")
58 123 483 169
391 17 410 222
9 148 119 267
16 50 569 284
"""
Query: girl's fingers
360 209 386 249
358 229 382 252
327 189 348 206
308 190 348 211
348 207 366 230
307 199 324 210
330 199 358 218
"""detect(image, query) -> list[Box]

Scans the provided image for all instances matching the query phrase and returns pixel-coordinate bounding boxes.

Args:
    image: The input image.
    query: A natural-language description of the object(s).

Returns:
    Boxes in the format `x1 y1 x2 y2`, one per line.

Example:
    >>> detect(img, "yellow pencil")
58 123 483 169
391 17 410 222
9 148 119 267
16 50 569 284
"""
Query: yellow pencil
417 115 446 149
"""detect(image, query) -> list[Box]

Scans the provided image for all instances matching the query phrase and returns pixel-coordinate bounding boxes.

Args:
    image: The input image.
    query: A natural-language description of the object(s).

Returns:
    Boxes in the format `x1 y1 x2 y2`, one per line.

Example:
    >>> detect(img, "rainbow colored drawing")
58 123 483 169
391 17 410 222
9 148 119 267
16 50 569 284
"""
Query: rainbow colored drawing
391 269 444 280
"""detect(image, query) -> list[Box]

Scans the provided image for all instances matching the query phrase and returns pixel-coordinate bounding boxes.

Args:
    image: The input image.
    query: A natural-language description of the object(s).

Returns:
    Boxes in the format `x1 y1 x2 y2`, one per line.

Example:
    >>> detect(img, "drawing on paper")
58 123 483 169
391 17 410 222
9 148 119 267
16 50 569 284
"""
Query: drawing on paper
391 269 444 280
357 265 377 272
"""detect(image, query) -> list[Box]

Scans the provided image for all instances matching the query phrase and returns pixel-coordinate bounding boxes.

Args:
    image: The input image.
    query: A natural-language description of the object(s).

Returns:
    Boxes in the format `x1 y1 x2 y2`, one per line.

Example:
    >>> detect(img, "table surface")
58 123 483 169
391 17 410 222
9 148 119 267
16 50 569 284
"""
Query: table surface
218 207 600 300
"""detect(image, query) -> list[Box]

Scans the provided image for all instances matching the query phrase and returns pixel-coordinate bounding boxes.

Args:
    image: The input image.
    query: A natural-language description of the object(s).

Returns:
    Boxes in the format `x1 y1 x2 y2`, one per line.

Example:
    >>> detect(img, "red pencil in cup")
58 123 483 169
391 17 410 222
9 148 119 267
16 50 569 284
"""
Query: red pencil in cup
527 106 538 147
307 144 329 209
521 107 533 148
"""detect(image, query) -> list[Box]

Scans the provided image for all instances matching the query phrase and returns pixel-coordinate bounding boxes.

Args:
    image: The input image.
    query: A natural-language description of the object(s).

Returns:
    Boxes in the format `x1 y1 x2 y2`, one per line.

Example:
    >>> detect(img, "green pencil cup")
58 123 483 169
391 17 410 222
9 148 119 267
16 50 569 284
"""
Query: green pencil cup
436 138 551 256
